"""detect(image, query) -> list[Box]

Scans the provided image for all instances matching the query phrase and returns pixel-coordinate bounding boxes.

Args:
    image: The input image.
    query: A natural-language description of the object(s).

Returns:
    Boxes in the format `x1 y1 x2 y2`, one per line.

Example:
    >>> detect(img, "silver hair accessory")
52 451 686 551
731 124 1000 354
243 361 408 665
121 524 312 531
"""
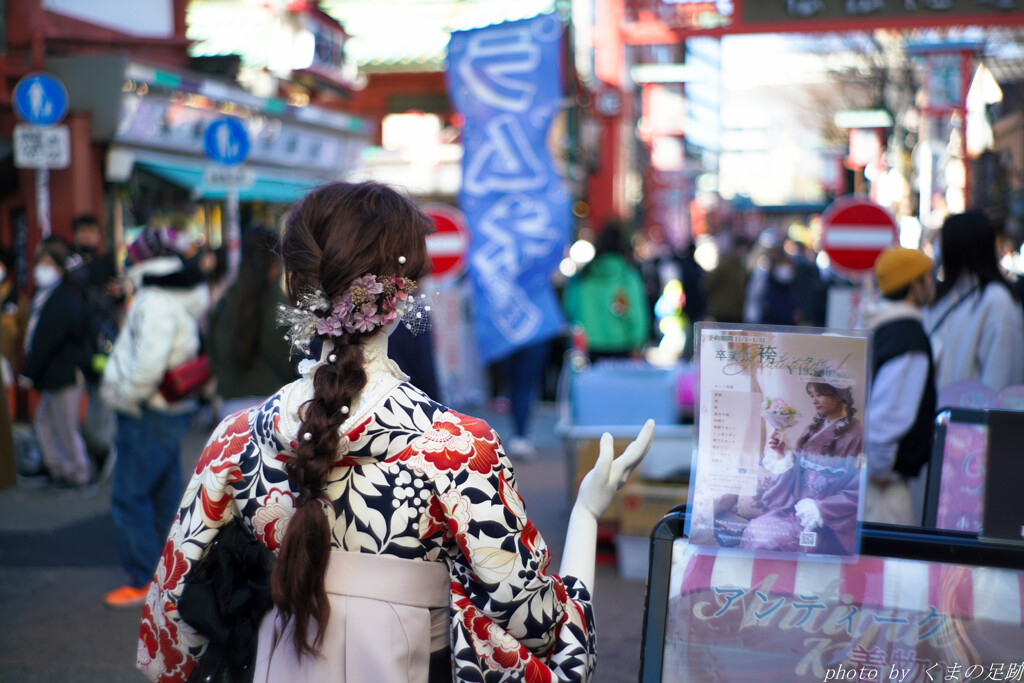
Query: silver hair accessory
340 406 349 414
328 354 337 363
303 432 312 441
278 288 332 356
398 255 407 264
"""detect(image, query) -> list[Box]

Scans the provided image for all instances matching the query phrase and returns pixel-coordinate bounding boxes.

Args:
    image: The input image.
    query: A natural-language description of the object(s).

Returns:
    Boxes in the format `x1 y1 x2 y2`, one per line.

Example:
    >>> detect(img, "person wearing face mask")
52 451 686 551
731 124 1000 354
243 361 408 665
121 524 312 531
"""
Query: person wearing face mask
743 233 800 326
100 223 211 608
20 237 92 489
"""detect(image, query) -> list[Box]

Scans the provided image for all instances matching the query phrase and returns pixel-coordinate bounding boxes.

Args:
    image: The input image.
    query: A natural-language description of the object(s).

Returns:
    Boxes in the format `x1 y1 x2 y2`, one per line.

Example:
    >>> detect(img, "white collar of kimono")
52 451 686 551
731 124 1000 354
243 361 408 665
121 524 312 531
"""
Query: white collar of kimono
281 333 409 446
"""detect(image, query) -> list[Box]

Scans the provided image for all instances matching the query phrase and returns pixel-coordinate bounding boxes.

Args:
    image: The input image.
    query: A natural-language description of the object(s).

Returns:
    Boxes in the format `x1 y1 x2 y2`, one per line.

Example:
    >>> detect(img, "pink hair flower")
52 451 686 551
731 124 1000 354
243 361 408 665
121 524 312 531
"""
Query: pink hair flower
316 314 344 337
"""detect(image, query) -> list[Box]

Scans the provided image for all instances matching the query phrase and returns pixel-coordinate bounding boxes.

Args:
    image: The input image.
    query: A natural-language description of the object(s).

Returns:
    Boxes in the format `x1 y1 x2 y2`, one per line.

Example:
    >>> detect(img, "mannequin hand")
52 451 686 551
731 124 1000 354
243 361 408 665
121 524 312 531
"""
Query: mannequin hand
794 498 823 530
576 420 655 519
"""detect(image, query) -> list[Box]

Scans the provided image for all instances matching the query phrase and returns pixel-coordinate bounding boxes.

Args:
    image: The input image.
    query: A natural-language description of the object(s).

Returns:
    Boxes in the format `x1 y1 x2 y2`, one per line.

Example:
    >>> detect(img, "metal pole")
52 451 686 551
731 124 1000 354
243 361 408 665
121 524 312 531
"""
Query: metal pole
226 183 240 284
35 168 51 238
960 48 973 209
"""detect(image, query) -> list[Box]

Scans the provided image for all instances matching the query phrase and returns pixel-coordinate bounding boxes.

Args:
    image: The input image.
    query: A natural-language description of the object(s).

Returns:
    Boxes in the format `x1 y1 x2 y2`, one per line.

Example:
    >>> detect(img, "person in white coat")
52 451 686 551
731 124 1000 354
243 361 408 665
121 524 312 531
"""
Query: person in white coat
101 225 210 608
862 247 937 525
923 211 1024 393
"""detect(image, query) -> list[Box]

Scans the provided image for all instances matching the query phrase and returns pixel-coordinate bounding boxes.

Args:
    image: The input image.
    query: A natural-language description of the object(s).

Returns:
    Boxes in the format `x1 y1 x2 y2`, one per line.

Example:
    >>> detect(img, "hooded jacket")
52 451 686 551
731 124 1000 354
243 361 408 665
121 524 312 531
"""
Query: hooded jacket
101 256 209 416
564 252 649 354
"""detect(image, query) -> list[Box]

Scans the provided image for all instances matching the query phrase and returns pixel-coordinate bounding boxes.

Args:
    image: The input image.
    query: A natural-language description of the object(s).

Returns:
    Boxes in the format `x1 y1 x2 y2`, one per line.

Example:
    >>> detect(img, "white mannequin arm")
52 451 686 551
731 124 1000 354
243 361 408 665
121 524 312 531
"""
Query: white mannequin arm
560 420 655 592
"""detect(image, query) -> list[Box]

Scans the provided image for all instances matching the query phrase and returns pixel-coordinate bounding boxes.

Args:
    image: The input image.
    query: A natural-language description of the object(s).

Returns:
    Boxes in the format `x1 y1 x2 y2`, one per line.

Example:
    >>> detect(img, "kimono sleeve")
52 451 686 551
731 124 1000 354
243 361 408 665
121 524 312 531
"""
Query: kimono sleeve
137 409 255 683
403 410 597 682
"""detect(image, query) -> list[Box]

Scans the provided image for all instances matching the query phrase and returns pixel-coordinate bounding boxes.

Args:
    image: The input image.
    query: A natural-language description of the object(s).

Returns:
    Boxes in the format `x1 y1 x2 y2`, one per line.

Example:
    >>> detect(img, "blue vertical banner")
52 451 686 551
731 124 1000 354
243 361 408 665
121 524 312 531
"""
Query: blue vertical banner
446 14 570 364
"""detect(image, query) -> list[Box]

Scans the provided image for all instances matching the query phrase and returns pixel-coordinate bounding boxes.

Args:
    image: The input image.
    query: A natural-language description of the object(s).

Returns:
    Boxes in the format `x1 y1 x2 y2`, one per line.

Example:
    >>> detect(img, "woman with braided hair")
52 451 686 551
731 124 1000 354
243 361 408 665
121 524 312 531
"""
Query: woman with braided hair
740 381 863 556
138 181 654 683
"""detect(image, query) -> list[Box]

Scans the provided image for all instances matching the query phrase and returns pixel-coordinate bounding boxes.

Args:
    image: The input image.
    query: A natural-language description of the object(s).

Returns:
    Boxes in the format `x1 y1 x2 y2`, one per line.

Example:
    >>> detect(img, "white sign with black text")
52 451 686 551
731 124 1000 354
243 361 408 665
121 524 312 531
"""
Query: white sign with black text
13 124 71 169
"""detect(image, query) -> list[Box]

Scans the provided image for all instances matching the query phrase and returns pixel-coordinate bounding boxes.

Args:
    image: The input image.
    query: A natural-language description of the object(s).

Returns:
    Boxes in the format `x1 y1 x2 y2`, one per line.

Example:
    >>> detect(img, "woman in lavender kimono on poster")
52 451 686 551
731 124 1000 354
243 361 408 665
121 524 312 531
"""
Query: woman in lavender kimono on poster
740 381 863 555
137 180 654 683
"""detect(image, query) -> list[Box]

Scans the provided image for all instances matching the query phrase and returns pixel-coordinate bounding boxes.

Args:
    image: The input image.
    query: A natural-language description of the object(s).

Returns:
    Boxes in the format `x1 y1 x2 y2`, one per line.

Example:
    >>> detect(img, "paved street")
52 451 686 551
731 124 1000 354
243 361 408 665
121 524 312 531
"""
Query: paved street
0 402 651 682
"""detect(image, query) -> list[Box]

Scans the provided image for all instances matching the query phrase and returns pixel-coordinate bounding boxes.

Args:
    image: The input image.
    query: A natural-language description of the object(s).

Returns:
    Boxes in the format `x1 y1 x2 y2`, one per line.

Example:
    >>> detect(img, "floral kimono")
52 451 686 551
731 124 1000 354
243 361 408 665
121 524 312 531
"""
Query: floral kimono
740 418 863 556
138 363 596 683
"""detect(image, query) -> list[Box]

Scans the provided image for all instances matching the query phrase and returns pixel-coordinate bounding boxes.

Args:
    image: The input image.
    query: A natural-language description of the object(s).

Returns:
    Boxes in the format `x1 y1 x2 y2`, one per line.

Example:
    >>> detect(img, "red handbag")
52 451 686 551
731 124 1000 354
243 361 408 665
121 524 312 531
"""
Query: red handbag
159 355 212 402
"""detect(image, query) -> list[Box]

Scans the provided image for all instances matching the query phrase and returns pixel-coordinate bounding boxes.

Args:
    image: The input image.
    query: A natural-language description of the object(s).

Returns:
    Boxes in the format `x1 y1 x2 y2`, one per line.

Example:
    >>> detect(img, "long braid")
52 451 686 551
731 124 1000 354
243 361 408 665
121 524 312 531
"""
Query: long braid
796 413 825 451
271 337 367 656
824 405 856 456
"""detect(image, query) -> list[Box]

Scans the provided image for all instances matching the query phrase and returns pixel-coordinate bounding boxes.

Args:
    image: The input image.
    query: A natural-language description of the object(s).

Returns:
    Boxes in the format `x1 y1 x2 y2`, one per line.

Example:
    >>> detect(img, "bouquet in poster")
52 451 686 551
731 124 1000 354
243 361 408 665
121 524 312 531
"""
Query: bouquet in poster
760 396 800 432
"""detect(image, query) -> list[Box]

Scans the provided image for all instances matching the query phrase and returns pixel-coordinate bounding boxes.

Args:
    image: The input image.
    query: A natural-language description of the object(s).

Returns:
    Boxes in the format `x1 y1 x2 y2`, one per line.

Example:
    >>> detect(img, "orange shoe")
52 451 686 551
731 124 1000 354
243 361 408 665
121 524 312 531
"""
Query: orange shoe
104 583 151 609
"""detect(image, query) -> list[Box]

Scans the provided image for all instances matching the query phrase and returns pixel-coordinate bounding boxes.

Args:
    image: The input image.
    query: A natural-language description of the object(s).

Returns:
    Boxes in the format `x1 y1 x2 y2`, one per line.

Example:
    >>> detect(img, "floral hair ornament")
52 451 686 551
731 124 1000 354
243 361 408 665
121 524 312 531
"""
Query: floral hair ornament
277 273 430 356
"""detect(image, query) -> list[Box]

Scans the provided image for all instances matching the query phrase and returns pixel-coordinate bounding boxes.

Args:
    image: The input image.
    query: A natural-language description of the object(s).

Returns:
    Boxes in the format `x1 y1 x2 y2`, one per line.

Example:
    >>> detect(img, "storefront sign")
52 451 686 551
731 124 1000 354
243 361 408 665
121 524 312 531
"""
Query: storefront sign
115 92 363 173
662 539 1024 683
742 0 1024 25
623 0 1024 38
293 9 358 91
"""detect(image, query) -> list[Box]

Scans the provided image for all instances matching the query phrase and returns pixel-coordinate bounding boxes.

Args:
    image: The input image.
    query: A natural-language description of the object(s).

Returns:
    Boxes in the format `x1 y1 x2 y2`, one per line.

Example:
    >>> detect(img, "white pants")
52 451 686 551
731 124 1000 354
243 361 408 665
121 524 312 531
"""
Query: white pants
35 383 90 485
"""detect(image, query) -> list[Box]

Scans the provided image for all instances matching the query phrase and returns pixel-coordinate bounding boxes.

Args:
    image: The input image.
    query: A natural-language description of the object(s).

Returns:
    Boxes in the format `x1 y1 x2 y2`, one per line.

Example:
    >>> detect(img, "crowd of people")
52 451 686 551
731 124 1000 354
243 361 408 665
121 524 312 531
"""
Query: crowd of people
564 209 1024 531
0 214 309 608
0 197 1022 640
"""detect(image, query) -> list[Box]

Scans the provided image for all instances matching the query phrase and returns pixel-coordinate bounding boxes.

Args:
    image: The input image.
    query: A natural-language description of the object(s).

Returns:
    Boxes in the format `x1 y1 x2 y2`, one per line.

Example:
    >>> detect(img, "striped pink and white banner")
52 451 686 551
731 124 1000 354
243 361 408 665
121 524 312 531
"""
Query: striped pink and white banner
671 540 1024 625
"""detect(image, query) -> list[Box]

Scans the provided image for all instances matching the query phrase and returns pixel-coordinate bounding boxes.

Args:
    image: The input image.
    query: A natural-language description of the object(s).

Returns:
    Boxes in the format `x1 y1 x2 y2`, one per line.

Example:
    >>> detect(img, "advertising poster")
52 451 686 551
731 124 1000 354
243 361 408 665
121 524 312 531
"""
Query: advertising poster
661 539 1024 683
688 323 870 557
934 417 986 533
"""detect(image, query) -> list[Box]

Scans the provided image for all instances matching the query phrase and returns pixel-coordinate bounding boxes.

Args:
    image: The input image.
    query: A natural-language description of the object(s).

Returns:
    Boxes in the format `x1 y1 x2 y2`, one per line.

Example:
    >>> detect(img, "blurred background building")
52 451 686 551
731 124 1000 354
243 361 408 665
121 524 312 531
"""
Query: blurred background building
3 0 1024 348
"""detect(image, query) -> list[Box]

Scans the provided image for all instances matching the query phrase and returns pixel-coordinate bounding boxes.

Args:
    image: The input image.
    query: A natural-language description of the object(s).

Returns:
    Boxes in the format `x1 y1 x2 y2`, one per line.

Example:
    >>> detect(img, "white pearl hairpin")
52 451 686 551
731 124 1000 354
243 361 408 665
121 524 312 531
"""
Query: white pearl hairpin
303 432 312 441
328 354 337 363
341 406 350 414
398 255 407 264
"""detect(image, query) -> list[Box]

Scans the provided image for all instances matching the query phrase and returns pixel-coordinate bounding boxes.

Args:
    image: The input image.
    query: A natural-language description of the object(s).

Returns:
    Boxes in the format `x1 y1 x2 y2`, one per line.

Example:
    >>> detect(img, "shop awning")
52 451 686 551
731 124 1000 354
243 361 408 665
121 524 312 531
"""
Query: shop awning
132 153 327 204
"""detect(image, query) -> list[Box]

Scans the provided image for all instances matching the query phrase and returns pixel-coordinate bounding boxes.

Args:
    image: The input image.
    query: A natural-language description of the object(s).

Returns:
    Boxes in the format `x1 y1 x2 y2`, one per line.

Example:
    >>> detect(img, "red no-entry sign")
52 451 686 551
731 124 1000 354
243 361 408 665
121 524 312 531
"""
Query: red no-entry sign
820 196 898 274
422 204 469 280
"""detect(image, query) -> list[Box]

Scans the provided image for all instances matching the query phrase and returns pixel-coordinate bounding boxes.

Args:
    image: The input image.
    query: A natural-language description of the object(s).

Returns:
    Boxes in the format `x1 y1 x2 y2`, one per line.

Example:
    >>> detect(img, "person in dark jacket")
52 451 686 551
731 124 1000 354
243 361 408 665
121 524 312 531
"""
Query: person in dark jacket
862 247 937 525
67 213 123 479
21 237 91 488
207 227 294 417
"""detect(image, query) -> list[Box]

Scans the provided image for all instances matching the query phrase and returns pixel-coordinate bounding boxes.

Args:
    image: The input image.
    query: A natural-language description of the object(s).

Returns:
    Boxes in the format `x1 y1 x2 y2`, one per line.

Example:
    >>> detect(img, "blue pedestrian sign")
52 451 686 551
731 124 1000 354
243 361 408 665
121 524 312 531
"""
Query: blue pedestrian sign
13 73 69 126
204 118 250 166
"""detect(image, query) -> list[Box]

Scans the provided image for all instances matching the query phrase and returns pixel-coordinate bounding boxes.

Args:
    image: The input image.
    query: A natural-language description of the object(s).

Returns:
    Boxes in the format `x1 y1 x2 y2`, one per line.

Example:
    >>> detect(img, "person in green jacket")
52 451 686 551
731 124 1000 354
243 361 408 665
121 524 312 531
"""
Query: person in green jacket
564 222 650 361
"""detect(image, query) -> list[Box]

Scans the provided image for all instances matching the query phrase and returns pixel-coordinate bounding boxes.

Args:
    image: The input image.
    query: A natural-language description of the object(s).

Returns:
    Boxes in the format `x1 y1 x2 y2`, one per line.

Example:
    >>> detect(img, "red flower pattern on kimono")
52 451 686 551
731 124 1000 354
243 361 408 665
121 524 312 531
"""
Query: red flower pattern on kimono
139 600 190 683
194 410 249 475
156 537 189 593
139 383 597 683
252 488 295 552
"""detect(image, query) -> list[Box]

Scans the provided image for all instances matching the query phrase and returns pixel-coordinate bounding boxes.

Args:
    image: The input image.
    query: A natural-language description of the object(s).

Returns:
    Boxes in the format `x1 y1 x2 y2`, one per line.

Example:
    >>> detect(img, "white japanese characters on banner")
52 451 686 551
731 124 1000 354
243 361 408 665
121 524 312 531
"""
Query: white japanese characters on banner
446 14 570 363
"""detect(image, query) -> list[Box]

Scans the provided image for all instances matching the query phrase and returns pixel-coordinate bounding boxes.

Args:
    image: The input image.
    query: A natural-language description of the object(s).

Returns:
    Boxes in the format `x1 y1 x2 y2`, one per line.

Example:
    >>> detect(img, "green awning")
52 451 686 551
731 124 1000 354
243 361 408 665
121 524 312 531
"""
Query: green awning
135 157 325 204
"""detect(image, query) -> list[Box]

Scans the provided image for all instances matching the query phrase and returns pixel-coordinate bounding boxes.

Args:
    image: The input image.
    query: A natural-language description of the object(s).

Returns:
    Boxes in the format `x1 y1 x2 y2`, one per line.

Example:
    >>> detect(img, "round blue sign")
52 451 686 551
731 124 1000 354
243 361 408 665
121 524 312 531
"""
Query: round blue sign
13 73 69 126
204 118 250 166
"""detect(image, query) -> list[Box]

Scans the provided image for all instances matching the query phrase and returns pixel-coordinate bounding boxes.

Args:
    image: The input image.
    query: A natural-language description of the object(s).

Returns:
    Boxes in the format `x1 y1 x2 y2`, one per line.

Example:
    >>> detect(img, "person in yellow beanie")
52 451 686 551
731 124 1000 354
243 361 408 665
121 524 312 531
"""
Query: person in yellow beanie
860 246 936 525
